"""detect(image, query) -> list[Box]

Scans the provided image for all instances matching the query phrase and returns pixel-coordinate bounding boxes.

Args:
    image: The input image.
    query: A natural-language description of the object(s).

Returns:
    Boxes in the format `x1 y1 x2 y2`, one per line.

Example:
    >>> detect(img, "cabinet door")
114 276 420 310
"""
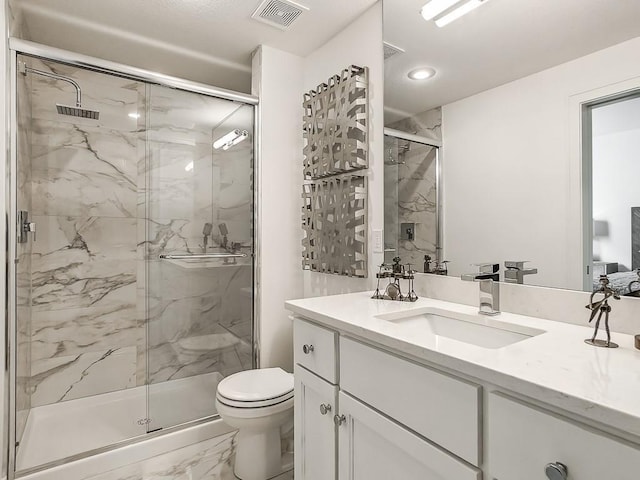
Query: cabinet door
295 365 338 480
337 392 480 480
488 392 640 480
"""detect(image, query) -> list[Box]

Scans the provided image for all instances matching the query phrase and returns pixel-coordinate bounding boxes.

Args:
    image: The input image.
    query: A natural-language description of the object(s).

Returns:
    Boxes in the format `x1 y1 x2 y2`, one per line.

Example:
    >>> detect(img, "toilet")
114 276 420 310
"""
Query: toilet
216 367 294 480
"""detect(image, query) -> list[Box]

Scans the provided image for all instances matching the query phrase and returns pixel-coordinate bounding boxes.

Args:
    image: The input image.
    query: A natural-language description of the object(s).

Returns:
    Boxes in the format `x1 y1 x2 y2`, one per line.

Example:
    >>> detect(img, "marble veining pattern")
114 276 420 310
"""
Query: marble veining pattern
24 56 144 408
31 346 137 406
31 216 137 311
82 432 293 480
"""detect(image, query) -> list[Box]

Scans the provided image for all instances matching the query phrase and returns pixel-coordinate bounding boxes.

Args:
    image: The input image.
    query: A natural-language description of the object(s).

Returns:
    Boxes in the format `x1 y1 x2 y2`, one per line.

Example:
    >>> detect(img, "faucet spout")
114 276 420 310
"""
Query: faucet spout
461 263 500 316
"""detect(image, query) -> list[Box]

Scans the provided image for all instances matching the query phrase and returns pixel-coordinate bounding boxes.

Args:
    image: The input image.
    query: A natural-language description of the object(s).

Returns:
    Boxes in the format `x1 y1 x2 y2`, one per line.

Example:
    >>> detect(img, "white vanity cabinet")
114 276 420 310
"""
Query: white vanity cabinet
293 318 482 480
293 320 339 480
293 316 640 480
488 393 640 480
337 392 480 480
294 365 338 480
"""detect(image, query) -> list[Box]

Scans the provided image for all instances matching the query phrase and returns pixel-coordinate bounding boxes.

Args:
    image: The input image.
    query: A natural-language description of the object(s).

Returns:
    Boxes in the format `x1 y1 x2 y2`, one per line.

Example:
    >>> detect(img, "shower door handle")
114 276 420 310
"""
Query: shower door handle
17 211 36 243
158 253 248 260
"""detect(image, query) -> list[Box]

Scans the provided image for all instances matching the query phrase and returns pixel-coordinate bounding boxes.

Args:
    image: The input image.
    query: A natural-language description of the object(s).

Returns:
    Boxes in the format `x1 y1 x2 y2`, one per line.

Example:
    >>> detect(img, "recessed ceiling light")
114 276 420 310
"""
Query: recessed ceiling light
420 0 460 21
408 68 436 80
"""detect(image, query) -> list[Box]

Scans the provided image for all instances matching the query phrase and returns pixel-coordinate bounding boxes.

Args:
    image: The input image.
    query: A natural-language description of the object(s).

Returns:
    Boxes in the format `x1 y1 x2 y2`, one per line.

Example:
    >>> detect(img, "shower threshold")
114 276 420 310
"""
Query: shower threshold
16 371 224 472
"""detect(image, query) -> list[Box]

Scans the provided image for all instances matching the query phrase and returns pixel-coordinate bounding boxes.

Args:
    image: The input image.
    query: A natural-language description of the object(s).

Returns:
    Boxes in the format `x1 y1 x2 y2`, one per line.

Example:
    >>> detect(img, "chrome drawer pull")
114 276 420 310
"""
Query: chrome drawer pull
302 344 314 354
319 404 332 415
545 462 568 480
334 414 346 426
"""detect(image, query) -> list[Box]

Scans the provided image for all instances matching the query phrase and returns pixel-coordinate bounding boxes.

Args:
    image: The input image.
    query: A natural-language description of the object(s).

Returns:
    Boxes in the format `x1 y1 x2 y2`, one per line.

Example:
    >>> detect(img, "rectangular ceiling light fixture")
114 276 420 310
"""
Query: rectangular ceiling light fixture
420 0 460 21
213 129 249 150
434 0 490 27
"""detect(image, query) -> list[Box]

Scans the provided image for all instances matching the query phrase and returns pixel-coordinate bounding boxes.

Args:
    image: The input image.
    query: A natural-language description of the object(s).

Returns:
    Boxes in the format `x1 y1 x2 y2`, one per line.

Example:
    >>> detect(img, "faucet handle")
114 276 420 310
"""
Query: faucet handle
473 263 499 274
505 260 530 270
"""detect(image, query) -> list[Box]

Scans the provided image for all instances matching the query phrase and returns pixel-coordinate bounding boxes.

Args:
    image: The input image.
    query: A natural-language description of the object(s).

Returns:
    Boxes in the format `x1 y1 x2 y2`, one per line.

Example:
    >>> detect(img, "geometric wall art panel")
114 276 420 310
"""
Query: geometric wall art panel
303 65 368 180
302 175 367 277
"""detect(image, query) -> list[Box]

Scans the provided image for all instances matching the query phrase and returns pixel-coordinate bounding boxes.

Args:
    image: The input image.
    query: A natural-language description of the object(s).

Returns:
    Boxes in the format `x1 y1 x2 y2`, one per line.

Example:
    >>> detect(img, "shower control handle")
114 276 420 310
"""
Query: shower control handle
26 222 36 242
545 462 568 480
319 403 332 415
302 344 314 354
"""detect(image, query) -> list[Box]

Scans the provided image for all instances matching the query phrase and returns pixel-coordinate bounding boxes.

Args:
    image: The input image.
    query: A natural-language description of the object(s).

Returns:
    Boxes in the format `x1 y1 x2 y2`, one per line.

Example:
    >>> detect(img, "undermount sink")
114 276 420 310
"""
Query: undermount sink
375 308 545 349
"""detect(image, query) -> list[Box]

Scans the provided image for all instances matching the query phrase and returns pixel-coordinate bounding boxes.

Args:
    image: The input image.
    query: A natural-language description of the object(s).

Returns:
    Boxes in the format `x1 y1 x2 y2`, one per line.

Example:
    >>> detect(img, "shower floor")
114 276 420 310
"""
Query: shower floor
16 371 224 472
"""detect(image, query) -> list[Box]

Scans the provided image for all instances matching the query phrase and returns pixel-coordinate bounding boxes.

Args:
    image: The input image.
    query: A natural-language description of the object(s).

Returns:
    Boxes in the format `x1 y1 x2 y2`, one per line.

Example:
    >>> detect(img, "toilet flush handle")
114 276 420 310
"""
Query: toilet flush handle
302 344 314 354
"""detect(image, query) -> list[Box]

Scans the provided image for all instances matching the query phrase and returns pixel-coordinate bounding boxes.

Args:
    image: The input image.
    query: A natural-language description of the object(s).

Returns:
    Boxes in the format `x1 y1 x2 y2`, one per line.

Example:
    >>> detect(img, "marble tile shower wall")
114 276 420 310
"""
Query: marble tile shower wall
144 88 253 385
388 107 442 267
22 59 253 408
27 58 143 407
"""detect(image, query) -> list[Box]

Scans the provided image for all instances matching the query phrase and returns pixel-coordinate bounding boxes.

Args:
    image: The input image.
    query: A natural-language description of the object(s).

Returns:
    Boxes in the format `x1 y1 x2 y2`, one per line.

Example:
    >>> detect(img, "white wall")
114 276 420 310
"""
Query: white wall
253 3 383 369
442 36 640 290
302 2 384 297
592 96 640 270
252 46 305 370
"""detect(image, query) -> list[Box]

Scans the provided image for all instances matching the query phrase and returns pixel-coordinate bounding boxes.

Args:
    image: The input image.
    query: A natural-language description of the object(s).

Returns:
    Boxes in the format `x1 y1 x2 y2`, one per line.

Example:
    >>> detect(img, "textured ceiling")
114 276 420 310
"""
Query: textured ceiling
384 0 640 123
11 0 378 93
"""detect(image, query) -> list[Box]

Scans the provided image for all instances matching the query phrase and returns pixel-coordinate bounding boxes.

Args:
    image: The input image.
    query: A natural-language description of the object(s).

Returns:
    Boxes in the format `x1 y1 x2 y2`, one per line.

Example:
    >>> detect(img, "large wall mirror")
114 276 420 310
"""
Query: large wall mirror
383 0 640 295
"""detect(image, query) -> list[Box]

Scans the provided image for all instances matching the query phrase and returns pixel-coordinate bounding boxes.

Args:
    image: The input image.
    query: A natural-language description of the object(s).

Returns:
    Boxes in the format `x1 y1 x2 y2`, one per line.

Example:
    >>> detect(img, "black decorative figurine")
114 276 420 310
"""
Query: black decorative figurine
585 275 620 348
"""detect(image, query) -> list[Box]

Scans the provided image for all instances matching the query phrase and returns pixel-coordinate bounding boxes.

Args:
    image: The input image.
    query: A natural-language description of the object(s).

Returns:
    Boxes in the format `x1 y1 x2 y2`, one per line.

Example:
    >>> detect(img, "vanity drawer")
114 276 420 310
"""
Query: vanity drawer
340 337 481 466
294 318 337 384
488 392 640 480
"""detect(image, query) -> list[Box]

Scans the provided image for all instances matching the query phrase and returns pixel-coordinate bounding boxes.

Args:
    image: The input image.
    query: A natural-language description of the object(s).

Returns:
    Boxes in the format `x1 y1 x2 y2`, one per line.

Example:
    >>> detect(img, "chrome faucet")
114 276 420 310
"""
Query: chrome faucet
504 261 538 284
461 263 500 316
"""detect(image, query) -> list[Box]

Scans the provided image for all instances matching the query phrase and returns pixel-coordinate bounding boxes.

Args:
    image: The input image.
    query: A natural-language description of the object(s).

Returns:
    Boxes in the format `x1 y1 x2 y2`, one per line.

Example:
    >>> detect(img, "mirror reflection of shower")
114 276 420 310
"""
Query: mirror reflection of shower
383 129 442 268
386 139 410 165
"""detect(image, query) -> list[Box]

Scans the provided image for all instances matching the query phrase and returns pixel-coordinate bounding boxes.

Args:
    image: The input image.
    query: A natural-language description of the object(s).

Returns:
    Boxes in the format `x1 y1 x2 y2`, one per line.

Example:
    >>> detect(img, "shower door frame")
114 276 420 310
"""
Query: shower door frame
5 38 261 479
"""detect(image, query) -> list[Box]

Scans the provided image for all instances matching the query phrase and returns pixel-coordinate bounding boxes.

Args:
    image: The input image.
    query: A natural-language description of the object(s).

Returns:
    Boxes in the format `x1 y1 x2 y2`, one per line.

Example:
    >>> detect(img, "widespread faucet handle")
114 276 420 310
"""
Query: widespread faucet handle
473 263 500 274
505 260 530 270
462 263 500 282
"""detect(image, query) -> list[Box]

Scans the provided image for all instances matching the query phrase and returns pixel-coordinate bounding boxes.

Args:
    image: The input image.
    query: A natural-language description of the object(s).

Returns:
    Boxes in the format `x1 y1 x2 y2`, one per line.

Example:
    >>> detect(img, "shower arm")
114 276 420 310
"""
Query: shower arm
20 62 83 107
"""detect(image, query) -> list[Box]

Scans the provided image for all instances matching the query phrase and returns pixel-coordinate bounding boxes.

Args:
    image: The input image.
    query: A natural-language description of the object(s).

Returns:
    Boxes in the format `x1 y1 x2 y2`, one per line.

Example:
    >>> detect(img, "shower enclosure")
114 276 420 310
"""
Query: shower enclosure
383 129 441 267
8 43 257 476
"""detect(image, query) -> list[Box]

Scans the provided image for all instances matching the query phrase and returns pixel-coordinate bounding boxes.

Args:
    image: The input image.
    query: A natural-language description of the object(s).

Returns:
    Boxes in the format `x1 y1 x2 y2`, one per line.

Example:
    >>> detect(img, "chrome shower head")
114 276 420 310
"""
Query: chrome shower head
56 104 100 120
18 62 100 120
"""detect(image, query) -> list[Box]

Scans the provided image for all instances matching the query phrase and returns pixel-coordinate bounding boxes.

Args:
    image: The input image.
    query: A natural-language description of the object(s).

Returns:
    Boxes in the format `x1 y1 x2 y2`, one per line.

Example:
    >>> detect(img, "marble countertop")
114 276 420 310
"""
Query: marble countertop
286 292 640 439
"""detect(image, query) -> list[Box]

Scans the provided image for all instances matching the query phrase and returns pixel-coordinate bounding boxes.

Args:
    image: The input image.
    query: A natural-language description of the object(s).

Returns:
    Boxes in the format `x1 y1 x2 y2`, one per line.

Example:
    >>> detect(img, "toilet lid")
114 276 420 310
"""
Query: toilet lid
217 368 293 404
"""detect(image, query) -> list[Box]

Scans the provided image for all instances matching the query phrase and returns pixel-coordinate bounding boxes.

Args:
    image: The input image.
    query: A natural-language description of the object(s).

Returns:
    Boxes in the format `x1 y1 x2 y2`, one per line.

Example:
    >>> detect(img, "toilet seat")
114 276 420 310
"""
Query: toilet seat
216 367 293 409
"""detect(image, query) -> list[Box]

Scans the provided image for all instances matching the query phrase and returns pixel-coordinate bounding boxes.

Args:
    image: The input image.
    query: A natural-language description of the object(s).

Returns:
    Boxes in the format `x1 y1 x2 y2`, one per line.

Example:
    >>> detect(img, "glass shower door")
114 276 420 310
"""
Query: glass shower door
145 85 254 432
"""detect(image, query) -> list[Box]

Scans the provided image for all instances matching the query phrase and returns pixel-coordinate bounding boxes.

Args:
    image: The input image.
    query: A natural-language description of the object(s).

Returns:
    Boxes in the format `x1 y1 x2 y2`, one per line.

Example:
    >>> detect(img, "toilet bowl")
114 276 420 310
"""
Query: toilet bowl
216 367 294 480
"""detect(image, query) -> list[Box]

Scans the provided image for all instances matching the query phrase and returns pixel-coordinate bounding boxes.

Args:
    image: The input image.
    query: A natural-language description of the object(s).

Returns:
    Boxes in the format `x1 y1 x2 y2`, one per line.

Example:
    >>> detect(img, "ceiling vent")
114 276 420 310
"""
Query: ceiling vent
251 0 309 30
384 42 405 60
